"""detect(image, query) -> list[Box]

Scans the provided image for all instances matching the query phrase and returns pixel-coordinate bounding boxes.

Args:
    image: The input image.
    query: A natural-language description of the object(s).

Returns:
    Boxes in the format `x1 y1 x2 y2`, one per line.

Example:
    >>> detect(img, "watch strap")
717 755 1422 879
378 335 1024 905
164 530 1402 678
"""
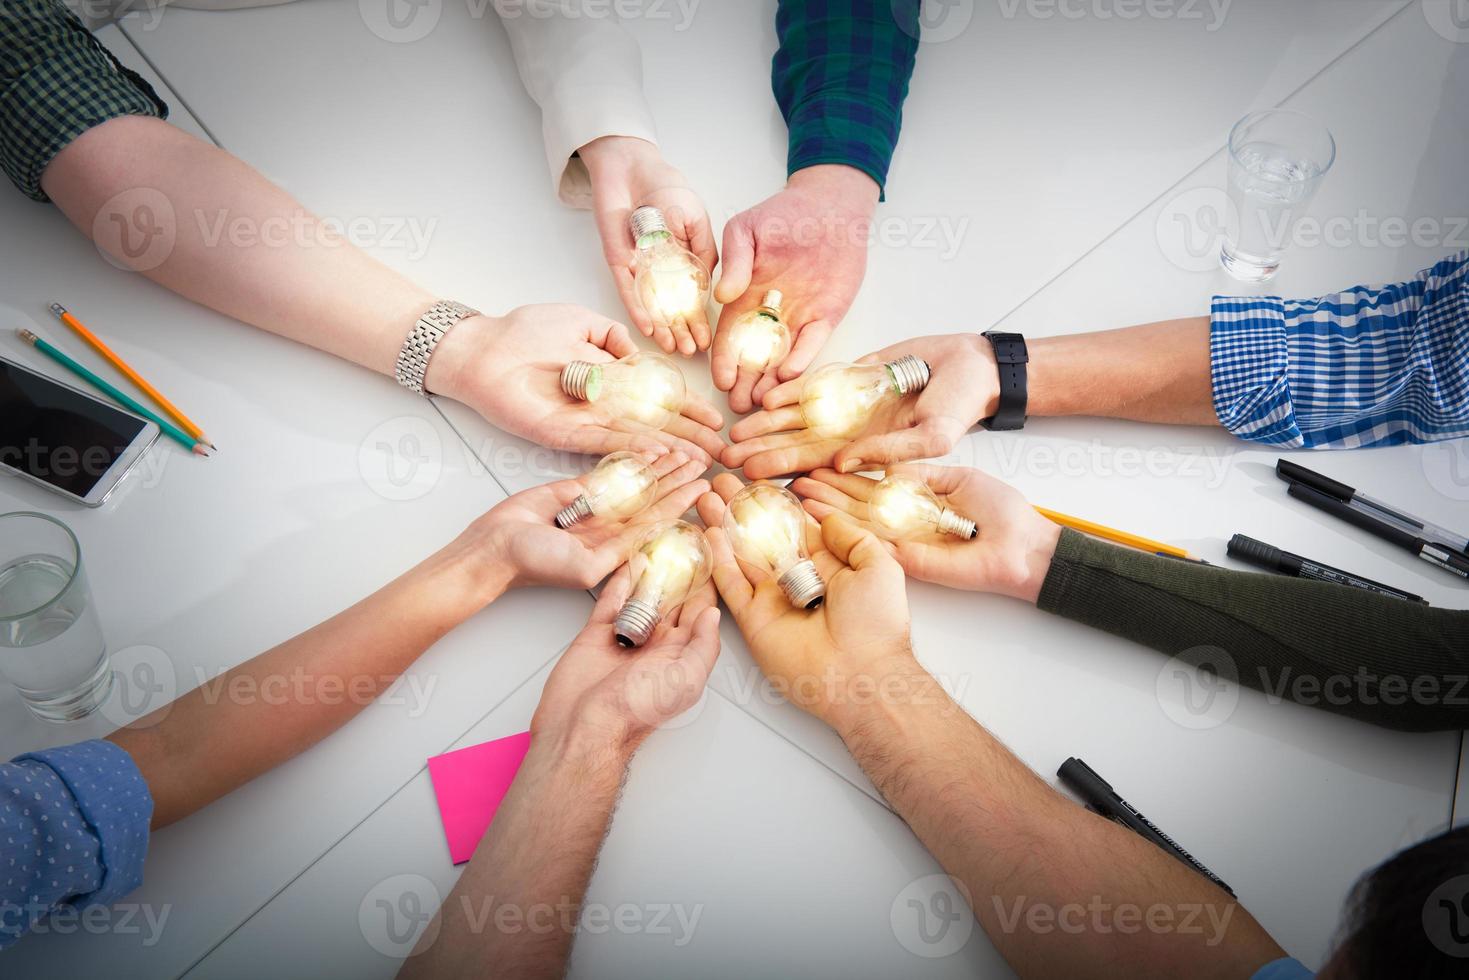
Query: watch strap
980 331 1028 431
395 300 479 396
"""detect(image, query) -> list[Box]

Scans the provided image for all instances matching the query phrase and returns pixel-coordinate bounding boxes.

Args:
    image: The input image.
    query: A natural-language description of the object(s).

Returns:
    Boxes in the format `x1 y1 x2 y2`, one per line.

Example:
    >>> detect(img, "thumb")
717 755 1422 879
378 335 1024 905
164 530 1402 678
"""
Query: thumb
820 513 891 572
834 420 954 473
714 219 755 304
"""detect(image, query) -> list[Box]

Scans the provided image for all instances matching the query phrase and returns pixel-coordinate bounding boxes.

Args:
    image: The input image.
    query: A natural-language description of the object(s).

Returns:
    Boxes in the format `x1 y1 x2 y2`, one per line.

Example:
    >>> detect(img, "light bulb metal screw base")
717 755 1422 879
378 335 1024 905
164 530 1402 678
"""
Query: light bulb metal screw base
560 360 596 401
614 597 662 648
777 559 826 609
630 206 668 241
761 289 783 313
938 508 977 540
555 495 594 529
887 355 932 396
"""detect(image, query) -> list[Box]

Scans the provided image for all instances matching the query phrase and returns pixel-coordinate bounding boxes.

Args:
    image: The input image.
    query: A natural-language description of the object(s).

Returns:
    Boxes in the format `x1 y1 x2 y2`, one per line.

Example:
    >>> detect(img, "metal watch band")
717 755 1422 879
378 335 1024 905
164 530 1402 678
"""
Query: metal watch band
394 300 479 396
980 331 1029 431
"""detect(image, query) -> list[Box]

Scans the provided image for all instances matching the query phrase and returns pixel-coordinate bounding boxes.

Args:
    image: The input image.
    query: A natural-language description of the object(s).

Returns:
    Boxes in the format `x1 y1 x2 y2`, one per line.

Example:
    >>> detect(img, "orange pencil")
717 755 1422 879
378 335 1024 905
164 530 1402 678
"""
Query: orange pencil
49 303 216 450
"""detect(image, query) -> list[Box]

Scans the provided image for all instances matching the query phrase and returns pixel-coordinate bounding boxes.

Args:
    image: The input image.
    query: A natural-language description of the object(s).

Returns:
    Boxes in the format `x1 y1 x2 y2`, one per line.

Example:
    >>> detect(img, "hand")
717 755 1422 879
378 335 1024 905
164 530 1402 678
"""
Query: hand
790 464 1061 604
724 333 996 479
429 306 727 465
713 165 879 414
454 451 711 594
582 136 719 357
696 473 913 726
531 566 721 749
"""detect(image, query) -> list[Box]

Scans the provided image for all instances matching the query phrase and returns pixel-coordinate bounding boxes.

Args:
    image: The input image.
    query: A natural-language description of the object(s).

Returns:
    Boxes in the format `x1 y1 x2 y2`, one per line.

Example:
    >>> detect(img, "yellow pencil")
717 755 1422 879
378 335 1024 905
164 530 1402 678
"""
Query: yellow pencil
49 302 216 450
1034 506 1192 560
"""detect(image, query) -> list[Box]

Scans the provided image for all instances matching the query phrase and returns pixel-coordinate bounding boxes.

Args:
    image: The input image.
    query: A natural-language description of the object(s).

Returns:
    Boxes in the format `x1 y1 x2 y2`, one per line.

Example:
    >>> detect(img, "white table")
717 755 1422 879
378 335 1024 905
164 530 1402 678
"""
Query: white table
2 2 1465 976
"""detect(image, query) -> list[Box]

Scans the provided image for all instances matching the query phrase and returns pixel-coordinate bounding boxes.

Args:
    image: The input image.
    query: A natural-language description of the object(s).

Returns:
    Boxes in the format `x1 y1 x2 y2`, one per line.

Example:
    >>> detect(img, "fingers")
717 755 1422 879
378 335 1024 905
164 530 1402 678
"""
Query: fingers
645 477 709 524
730 406 803 442
789 473 871 516
680 389 727 430
704 525 753 612
668 316 699 357
652 322 677 354
682 604 722 677
725 435 841 481
589 566 633 625
709 471 745 505
888 461 981 497
583 317 640 360
671 579 717 630
714 218 755 306
695 487 727 528
833 420 955 474
760 376 804 410
820 513 892 572
726 366 760 415
648 449 691 480
749 369 782 408
778 319 834 381
664 415 727 464
612 268 655 341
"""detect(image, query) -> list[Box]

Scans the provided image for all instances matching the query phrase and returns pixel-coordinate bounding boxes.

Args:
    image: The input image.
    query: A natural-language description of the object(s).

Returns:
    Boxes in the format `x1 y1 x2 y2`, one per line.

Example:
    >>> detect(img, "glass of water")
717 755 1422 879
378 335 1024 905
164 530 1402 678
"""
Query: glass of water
1220 109 1336 282
0 513 112 722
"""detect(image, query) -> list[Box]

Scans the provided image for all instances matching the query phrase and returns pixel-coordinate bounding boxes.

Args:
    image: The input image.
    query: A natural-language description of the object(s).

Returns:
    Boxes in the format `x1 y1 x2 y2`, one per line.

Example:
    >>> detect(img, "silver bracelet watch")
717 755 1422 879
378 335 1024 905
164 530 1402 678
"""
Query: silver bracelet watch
394 300 480 395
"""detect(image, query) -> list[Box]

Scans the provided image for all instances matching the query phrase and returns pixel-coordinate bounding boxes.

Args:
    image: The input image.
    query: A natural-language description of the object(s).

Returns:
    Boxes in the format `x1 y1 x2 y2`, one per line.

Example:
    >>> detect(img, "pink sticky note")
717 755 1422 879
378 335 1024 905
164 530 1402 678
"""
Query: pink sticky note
427 731 533 864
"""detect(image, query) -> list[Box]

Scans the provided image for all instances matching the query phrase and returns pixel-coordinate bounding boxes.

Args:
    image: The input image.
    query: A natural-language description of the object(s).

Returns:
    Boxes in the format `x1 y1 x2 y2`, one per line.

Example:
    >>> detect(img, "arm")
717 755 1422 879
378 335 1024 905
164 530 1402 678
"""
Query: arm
698 474 1285 978
730 252 1469 475
712 0 920 413
495 1 718 356
109 453 710 829
793 464 1469 732
401 570 722 979
7 2 725 461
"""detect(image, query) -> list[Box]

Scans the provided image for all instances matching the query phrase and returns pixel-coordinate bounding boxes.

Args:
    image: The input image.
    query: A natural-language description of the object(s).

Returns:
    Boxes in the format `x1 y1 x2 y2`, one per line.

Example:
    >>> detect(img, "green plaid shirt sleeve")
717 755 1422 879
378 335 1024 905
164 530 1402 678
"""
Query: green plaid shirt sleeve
772 0 921 197
0 0 168 202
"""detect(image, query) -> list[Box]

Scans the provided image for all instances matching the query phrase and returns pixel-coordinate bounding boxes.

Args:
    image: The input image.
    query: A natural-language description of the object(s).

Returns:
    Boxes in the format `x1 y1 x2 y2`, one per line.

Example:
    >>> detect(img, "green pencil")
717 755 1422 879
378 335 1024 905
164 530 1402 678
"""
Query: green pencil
17 328 209 457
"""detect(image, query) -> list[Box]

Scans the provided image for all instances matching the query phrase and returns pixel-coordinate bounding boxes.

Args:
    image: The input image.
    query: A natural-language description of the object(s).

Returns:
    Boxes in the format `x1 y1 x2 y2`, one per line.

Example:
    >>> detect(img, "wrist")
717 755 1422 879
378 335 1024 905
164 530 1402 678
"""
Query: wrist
422 312 498 402
787 164 880 214
530 716 640 779
1009 519 1063 606
578 134 662 182
966 333 1002 423
819 647 946 735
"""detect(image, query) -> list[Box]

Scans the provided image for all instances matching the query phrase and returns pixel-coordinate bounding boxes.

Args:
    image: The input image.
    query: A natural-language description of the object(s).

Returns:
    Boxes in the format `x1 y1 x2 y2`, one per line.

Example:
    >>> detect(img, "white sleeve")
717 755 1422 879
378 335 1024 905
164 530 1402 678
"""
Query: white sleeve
495 0 660 209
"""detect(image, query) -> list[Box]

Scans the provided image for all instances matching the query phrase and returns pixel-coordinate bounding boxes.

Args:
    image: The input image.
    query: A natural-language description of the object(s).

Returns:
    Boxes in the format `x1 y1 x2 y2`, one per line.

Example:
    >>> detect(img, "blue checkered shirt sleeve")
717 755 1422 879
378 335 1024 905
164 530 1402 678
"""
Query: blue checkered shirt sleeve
1210 251 1469 449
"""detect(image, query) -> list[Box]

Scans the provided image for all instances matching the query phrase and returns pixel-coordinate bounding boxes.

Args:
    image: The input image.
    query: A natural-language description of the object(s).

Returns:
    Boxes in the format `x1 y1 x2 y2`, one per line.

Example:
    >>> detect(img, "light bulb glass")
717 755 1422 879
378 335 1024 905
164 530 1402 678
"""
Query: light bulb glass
798 356 931 439
868 474 977 541
615 520 713 648
727 293 791 372
562 351 687 430
632 210 710 329
722 484 825 608
555 452 658 528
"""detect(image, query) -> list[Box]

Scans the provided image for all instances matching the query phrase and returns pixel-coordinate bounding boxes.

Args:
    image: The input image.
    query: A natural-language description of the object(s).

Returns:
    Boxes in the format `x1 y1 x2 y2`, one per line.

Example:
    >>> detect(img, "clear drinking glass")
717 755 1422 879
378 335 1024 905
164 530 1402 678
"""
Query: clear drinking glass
1220 109 1336 282
0 513 112 722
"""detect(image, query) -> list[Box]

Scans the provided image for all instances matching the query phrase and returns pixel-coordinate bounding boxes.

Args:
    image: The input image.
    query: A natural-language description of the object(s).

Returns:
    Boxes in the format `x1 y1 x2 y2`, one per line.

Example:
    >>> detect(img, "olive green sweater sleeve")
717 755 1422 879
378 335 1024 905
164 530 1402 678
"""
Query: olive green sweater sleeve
1036 529 1469 732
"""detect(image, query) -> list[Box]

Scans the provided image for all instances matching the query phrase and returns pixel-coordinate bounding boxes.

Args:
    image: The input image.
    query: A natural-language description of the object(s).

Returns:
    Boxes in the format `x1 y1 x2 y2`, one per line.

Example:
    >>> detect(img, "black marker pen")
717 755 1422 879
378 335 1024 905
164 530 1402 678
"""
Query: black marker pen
1227 534 1428 605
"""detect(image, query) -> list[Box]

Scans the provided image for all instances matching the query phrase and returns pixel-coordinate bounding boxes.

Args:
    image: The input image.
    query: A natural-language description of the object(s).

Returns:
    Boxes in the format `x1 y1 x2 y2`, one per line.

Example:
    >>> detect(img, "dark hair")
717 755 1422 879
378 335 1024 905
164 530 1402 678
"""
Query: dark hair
1325 824 1469 979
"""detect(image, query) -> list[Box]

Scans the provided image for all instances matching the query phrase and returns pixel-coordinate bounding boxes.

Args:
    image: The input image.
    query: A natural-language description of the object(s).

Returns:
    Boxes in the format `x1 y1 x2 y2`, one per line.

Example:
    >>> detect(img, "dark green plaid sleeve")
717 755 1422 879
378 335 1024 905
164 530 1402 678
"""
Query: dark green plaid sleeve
0 0 167 202
772 0 921 197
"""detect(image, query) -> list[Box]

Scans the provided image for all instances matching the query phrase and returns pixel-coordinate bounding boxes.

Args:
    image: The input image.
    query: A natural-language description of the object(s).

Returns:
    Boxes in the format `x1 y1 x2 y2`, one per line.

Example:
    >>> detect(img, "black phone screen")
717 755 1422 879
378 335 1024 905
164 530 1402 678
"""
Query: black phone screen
0 358 150 498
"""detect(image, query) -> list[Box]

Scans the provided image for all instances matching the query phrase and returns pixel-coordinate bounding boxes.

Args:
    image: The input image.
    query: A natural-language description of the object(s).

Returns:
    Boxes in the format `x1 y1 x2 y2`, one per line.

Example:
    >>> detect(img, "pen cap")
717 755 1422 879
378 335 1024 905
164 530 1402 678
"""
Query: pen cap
1276 459 1354 500
1227 534 1281 566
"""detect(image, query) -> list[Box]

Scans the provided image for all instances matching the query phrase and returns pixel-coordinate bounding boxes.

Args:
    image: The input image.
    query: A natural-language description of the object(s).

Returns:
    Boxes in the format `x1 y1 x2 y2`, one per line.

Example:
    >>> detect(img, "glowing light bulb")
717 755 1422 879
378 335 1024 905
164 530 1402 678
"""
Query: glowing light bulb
726 290 792 372
615 520 714 648
555 452 659 529
868 474 976 540
722 483 825 608
798 355 932 439
560 350 687 430
630 206 710 330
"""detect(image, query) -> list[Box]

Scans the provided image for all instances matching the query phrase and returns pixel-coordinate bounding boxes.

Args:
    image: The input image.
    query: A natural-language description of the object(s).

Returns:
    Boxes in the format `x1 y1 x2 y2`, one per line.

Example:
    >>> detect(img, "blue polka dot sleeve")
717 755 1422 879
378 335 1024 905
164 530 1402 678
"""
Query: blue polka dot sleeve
1 739 153 950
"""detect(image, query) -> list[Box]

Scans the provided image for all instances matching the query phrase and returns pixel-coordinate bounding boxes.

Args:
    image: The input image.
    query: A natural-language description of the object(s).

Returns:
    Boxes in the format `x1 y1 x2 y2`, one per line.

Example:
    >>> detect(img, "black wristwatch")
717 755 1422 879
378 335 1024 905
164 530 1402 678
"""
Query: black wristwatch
979 331 1028 431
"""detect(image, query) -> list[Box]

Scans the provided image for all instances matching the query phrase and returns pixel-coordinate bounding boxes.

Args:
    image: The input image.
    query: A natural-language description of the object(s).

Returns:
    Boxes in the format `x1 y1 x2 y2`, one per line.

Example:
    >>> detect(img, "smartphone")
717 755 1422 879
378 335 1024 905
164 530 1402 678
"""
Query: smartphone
0 355 161 507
